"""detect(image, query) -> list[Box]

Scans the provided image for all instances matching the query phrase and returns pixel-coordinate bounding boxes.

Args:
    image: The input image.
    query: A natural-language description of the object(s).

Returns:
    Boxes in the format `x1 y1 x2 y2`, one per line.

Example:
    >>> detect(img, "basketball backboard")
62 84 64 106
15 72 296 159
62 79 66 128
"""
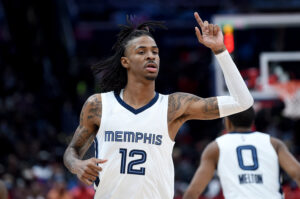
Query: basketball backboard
212 13 300 101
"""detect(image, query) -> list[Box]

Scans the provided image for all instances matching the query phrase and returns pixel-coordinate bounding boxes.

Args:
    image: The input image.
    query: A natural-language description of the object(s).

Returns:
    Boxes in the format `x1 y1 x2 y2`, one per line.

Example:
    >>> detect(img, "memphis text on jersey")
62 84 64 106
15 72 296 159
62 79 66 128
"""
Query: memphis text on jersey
104 131 162 145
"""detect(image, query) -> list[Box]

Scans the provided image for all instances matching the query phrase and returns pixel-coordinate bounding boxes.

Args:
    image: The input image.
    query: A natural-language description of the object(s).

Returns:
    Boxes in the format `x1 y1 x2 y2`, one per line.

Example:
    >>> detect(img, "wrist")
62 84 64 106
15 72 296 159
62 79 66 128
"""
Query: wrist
70 159 82 174
212 45 226 55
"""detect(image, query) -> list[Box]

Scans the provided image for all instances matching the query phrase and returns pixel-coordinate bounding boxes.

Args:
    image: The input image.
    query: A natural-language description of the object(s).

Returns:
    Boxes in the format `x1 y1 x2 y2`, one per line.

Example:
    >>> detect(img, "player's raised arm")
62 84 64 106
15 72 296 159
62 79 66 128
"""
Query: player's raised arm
167 13 253 137
271 137 300 187
63 94 107 185
194 12 253 117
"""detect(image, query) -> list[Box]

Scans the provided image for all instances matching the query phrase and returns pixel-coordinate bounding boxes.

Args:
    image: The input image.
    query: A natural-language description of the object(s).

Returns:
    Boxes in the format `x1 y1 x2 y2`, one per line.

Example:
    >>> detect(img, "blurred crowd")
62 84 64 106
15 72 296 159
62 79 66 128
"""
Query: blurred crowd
1 0 300 198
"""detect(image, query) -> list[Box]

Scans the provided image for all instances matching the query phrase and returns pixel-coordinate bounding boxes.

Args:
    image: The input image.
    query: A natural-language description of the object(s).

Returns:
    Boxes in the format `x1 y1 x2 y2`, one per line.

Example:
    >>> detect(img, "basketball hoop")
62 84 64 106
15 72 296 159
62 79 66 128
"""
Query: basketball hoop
271 80 300 119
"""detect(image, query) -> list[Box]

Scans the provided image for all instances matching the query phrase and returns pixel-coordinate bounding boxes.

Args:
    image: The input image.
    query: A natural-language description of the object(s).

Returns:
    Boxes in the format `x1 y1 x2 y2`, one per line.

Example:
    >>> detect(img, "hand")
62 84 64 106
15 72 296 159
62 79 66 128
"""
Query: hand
194 12 226 54
75 158 107 185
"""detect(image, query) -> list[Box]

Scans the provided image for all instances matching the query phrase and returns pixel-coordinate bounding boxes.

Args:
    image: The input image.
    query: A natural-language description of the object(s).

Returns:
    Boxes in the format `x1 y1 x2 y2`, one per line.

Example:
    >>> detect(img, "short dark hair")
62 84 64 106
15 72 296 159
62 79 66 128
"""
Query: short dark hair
227 107 255 128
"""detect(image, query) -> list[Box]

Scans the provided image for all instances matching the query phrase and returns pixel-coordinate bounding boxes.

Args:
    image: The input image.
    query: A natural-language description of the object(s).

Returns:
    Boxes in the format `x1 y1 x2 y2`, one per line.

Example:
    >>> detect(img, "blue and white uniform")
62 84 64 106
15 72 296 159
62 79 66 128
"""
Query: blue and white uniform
216 131 283 199
93 91 175 199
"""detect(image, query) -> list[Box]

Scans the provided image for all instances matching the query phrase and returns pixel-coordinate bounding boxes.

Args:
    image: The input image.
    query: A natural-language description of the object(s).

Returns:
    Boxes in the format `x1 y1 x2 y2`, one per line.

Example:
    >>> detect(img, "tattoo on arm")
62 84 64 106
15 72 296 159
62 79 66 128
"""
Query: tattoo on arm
168 93 219 122
86 96 102 121
63 95 102 174
202 97 219 118
168 93 200 122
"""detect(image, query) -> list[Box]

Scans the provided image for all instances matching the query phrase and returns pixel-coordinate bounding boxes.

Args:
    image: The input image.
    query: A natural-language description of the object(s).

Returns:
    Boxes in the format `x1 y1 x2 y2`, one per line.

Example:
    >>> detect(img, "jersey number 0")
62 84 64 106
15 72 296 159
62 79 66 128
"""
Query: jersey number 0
119 148 147 175
236 145 259 170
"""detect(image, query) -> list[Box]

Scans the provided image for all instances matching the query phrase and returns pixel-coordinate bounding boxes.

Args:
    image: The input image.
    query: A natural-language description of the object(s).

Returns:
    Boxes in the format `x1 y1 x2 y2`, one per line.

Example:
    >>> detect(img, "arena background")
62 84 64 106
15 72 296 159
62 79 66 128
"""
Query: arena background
0 0 300 198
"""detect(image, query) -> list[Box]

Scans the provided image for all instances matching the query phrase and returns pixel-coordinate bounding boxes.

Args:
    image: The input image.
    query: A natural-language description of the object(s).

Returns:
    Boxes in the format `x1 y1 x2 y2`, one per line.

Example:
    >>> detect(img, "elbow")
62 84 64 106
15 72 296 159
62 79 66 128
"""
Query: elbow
240 95 254 111
63 147 69 167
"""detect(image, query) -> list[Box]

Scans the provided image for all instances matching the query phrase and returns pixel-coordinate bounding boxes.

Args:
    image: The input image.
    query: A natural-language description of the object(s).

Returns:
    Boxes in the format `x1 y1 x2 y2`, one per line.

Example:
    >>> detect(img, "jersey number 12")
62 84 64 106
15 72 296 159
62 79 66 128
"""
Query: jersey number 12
119 148 147 175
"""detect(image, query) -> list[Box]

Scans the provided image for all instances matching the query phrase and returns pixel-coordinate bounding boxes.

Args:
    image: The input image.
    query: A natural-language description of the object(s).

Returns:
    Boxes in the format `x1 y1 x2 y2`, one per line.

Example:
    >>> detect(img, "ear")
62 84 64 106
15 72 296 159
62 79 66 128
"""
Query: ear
121 57 130 69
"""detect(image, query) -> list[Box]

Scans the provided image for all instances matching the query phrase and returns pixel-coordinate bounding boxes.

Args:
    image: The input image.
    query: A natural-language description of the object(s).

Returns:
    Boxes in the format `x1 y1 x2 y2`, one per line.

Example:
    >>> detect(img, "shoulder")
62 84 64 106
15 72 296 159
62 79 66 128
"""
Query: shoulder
87 93 102 101
202 141 219 165
81 94 102 123
81 94 102 111
270 137 286 153
85 93 102 106
203 141 219 155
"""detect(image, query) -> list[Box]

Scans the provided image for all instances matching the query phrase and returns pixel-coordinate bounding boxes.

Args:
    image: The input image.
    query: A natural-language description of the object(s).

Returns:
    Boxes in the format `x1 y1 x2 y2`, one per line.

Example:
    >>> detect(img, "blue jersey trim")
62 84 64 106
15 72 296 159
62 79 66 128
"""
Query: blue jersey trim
94 137 100 187
114 91 159 114
228 131 254 134
94 137 99 158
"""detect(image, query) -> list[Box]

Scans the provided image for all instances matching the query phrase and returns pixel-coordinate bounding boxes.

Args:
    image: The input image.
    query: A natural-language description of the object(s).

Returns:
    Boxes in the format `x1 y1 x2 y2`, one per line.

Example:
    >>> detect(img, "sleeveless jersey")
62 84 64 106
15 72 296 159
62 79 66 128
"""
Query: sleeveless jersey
93 91 175 199
216 132 283 199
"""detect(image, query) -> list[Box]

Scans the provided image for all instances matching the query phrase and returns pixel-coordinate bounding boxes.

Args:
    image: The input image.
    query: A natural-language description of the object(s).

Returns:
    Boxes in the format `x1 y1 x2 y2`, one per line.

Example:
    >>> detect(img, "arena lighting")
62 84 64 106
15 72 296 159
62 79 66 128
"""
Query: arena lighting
223 24 234 53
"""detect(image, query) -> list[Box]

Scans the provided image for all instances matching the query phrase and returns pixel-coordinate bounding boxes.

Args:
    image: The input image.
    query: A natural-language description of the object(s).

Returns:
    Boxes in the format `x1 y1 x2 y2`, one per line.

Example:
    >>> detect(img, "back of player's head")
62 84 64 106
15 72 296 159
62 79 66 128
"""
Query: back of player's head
91 15 166 93
227 106 255 128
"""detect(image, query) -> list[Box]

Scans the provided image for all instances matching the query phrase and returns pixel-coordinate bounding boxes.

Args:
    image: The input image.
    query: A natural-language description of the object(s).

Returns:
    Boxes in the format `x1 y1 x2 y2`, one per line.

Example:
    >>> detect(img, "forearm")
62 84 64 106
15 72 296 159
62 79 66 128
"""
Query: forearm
216 50 254 117
183 171 212 199
295 175 300 187
63 146 81 174
182 189 199 199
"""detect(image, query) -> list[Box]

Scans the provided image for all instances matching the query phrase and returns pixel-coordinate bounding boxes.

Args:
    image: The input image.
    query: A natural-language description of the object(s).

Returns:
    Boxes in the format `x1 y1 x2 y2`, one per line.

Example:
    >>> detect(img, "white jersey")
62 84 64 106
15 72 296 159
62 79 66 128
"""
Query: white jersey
93 91 175 199
216 132 283 199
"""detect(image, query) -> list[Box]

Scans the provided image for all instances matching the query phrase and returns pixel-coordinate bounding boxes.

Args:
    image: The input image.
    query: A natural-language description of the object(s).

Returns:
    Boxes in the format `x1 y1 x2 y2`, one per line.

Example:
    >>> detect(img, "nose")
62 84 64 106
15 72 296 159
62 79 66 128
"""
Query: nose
146 52 156 60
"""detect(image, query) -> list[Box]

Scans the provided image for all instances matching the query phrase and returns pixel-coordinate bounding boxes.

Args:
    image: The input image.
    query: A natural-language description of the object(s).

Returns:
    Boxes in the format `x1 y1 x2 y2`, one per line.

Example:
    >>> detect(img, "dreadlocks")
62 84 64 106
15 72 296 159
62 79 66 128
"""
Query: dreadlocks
91 16 167 93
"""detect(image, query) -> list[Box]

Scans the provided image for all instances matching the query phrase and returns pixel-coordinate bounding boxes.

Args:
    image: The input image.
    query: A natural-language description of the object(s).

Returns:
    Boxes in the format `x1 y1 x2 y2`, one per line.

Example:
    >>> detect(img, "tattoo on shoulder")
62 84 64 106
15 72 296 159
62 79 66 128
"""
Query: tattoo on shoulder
79 94 102 125
87 95 102 121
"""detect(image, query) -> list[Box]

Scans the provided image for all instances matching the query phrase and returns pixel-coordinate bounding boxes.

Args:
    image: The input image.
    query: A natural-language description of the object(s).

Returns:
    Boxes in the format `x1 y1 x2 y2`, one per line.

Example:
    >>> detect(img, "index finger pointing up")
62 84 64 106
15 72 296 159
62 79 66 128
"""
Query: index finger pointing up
194 12 204 28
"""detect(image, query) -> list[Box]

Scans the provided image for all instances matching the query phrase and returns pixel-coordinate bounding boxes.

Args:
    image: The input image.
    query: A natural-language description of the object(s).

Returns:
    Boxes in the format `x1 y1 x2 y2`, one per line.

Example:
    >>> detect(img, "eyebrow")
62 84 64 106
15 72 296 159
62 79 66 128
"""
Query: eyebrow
135 46 158 50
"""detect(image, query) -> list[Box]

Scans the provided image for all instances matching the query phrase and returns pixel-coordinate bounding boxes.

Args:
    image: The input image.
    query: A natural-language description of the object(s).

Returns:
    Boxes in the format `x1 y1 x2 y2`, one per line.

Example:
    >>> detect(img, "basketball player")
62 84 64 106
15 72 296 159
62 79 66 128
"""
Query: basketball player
183 107 300 199
63 12 254 198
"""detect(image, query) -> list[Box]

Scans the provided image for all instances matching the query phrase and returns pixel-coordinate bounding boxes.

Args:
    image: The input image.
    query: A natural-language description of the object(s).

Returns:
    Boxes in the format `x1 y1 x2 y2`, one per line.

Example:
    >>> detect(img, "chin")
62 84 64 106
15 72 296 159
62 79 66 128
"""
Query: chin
145 75 157 81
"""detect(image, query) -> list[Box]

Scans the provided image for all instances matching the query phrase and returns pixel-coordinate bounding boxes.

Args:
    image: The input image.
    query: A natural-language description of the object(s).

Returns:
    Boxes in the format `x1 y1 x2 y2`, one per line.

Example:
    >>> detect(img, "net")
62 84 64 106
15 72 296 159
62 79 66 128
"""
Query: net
271 80 300 119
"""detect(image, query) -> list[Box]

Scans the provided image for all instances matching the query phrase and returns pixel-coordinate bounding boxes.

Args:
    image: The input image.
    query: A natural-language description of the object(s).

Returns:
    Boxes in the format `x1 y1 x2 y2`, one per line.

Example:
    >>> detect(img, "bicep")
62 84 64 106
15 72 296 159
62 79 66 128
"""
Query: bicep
168 93 220 123
187 96 220 120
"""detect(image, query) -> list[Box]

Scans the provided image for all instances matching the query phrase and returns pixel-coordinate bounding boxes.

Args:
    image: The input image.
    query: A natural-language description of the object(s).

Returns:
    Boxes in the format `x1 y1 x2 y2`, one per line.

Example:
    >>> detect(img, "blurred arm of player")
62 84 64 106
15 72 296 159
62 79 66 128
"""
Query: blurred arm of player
167 12 253 140
271 137 300 186
63 94 107 185
183 141 219 199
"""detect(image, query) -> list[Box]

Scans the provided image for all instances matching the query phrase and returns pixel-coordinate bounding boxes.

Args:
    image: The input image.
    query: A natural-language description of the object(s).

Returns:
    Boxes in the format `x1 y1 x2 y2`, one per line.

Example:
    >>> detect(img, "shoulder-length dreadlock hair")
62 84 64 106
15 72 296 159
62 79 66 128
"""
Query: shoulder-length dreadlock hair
91 16 167 93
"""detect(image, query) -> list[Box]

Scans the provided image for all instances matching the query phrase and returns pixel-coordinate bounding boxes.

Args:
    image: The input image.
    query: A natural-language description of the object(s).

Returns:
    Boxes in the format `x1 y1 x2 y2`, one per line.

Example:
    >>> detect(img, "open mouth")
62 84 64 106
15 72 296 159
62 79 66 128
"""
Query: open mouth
145 63 157 68
145 63 158 73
